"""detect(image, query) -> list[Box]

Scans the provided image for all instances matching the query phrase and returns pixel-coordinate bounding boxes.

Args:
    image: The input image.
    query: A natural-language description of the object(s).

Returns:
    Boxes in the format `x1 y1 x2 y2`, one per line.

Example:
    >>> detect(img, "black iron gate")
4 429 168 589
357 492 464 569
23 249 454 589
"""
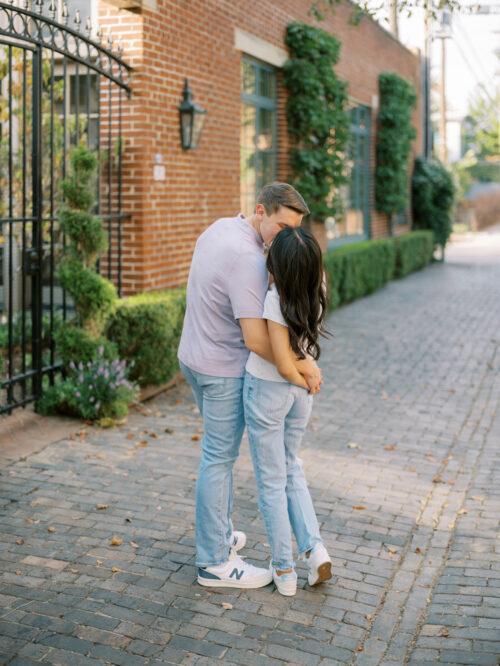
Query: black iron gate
0 0 131 414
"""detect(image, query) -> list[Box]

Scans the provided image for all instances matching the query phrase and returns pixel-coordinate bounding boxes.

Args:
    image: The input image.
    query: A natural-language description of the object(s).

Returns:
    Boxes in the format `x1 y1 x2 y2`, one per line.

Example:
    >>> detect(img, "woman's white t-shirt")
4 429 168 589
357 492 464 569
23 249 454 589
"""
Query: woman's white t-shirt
245 284 289 383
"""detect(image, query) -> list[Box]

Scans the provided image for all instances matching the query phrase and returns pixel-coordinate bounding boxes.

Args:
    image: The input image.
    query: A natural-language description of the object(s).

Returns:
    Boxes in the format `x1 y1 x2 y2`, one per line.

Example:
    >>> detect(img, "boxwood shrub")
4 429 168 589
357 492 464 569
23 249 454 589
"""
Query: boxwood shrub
324 231 433 310
393 231 434 278
106 288 186 387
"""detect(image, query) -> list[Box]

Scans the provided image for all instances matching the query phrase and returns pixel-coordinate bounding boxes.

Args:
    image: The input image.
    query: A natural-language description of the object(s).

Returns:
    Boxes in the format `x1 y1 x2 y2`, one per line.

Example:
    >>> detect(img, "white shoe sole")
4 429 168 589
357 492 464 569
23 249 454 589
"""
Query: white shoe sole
233 533 246 552
308 560 333 586
274 582 297 596
198 573 273 589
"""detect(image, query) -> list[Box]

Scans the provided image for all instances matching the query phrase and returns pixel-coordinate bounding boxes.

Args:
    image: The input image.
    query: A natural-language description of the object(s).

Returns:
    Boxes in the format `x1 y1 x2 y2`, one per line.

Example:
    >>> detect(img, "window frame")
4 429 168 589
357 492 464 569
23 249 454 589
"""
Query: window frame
327 102 372 249
240 54 278 216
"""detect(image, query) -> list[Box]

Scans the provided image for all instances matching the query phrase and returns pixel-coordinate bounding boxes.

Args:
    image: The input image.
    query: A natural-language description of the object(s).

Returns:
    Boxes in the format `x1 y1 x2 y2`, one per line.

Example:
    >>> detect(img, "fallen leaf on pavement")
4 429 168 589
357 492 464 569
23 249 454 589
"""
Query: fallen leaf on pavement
130 541 139 548
432 475 444 484
222 603 233 610
15 538 24 545
191 435 201 441
438 627 449 637
352 505 366 510
47 526 56 533
384 444 396 451
96 504 108 510
347 442 359 449
110 536 123 546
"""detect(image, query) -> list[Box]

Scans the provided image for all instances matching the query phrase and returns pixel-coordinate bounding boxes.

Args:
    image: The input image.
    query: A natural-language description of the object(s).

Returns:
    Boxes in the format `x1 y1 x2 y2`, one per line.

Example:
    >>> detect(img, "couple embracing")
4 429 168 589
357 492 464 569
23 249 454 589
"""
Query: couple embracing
177 182 332 597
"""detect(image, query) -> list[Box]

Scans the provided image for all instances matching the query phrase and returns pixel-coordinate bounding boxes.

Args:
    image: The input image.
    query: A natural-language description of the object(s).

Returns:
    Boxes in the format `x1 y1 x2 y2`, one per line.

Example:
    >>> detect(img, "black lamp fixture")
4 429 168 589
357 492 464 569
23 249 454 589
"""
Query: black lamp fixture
179 78 207 150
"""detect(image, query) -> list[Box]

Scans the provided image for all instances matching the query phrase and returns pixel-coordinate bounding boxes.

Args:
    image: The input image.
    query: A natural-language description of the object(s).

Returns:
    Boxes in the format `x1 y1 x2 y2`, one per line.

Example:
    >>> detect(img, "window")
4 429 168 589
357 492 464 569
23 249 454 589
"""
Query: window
327 104 371 244
240 56 277 216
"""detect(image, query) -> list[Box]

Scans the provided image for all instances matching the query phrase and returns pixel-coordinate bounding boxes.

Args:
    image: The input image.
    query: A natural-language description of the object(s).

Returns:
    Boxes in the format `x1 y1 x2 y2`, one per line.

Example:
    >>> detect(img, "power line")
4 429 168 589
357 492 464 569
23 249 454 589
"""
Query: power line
448 25 496 103
453 13 494 84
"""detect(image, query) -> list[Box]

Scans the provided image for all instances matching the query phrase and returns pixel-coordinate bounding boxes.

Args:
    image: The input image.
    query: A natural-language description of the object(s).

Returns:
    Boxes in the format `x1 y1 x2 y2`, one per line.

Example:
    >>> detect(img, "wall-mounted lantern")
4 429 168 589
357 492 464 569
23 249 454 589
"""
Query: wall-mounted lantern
179 78 207 150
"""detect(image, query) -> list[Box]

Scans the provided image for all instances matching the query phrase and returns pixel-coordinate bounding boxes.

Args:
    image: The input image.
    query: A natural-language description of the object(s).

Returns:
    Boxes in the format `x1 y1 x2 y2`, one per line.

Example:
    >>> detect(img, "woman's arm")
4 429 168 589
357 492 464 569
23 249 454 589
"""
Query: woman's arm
267 320 309 390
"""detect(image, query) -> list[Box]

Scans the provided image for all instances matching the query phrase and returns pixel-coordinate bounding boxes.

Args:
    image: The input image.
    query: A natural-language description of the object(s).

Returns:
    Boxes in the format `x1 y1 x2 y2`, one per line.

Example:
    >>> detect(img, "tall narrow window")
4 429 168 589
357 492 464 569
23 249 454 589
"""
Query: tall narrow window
240 56 277 216
327 104 371 243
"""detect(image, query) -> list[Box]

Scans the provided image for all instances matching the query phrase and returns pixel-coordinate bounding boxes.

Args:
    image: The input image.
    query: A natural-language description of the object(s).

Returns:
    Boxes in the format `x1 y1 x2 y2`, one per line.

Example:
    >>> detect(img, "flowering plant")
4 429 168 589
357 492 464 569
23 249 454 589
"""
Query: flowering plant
38 347 137 422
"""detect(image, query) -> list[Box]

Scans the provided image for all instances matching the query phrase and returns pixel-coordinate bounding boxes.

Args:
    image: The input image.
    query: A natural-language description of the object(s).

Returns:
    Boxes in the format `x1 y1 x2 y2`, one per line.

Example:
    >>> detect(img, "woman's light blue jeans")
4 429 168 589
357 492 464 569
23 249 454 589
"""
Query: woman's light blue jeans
243 371 323 570
180 361 245 568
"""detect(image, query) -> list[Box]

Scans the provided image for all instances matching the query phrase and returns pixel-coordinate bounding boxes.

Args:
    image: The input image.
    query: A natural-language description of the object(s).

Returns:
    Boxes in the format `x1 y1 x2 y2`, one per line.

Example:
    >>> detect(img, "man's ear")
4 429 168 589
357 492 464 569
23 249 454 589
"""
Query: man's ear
255 203 265 217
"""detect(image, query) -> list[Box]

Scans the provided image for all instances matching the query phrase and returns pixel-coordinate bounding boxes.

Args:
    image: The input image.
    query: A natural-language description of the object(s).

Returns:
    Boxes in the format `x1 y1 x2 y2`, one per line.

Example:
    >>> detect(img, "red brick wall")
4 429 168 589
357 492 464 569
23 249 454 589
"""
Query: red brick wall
99 0 422 294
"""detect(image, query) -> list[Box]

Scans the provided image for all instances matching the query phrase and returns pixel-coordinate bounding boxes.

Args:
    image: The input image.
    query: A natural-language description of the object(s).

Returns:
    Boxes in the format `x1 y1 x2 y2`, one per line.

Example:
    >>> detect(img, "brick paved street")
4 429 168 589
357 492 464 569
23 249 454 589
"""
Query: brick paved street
1 227 499 666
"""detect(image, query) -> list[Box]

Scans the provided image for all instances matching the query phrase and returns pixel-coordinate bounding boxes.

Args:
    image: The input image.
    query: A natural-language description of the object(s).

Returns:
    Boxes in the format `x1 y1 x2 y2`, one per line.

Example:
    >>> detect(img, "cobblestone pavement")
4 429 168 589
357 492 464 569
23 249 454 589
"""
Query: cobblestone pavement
1 228 499 666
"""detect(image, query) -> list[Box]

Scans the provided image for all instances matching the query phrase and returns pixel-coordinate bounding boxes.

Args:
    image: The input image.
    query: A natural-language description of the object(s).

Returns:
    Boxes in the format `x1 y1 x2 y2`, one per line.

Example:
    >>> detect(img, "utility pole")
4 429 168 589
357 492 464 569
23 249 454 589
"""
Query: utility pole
423 6 432 159
435 10 451 164
389 0 399 39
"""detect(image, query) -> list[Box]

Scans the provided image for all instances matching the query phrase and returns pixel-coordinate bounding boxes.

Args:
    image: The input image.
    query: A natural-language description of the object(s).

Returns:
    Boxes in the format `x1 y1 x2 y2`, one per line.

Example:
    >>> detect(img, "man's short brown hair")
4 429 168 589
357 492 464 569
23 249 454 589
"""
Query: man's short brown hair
256 182 310 217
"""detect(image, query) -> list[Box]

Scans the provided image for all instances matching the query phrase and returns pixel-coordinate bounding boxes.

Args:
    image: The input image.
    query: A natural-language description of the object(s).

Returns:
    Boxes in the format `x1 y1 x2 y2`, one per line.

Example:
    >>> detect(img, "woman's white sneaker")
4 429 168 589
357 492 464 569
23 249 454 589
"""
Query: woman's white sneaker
271 566 297 596
306 544 332 586
230 530 246 552
198 550 272 589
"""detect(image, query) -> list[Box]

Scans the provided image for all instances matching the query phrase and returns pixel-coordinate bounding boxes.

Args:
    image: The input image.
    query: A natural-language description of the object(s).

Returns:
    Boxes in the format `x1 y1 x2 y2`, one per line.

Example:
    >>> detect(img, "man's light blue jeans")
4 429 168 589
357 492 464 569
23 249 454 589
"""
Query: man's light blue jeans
179 361 245 568
243 371 323 570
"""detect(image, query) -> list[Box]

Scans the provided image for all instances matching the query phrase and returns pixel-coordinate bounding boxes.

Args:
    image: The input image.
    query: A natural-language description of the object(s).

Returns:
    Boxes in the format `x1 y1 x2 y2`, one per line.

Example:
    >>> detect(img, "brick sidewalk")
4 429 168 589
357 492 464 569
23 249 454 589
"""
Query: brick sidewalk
1 228 499 666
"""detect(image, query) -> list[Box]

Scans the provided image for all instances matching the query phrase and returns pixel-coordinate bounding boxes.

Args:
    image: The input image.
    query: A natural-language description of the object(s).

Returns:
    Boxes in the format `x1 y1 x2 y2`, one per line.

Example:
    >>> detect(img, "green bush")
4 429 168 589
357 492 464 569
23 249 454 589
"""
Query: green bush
393 231 434 278
37 347 137 422
324 239 395 307
284 22 350 223
412 157 455 253
323 232 433 310
375 72 417 231
106 288 186 387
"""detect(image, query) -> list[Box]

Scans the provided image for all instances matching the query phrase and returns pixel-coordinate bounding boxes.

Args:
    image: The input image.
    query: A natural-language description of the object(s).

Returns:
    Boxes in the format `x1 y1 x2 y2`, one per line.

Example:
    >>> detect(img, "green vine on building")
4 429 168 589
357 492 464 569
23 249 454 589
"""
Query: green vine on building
375 71 417 234
284 22 350 224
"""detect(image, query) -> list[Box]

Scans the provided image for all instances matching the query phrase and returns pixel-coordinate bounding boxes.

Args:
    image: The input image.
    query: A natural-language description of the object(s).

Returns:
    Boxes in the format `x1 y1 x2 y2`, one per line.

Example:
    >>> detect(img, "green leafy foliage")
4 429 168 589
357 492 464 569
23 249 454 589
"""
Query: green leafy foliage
53 323 117 366
323 231 433 309
375 72 417 219
58 258 116 335
412 157 455 250
284 22 350 223
106 289 186 387
37 347 137 422
393 230 435 277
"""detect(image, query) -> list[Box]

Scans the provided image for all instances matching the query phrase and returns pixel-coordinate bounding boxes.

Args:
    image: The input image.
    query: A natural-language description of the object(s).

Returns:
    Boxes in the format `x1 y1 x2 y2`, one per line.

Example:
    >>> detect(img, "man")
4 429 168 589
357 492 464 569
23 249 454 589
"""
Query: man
178 182 322 589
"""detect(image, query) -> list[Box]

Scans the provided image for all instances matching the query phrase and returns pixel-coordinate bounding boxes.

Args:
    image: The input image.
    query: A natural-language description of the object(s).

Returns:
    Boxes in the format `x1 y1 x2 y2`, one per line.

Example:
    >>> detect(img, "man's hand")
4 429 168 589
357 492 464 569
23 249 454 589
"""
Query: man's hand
295 357 323 394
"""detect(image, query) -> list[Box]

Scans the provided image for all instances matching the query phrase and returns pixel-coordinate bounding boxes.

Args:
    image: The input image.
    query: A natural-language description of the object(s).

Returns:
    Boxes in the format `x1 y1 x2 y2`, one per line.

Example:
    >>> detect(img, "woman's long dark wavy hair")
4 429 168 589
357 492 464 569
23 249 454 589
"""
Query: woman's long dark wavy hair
266 226 329 361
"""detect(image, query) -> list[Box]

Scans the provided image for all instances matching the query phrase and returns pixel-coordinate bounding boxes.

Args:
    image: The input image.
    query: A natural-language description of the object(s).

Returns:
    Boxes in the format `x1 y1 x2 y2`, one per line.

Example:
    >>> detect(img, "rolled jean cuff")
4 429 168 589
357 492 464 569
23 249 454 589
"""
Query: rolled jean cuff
298 537 323 560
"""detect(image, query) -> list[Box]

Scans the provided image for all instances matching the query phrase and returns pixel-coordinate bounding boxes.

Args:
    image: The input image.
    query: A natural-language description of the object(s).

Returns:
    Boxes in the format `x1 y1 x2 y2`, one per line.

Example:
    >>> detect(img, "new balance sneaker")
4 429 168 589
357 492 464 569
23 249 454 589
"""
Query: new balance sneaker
230 530 247 552
306 543 332 586
198 550 273 589
271 565 297 596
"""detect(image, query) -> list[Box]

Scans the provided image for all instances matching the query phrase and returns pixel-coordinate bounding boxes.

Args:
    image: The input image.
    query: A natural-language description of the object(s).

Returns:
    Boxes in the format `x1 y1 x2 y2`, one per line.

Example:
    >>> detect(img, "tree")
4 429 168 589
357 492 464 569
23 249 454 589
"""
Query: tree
310 0 461 24
462 89 500 160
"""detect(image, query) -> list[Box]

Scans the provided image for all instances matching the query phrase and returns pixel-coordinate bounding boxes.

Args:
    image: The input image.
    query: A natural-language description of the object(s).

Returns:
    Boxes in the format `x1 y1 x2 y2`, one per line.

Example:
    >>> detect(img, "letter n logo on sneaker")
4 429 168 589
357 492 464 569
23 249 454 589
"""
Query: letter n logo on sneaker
229 568 244 580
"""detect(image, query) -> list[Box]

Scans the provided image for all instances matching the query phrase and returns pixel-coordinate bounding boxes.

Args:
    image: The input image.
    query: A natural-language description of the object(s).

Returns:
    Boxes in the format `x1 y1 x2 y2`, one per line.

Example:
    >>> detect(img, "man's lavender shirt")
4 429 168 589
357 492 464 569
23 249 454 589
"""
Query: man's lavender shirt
178 213 268 378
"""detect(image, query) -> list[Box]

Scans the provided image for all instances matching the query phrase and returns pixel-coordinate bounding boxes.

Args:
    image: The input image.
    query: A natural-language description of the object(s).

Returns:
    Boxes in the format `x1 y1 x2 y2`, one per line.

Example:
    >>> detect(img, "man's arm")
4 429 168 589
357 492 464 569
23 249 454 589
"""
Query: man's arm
240 318 322 392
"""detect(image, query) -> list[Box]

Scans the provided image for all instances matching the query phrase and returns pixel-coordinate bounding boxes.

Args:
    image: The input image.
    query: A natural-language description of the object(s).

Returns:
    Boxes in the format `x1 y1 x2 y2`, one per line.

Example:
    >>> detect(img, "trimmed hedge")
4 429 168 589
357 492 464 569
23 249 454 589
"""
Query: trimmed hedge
106 288 186 387
394 231 434 278
105 230 433 389
324 230 434 310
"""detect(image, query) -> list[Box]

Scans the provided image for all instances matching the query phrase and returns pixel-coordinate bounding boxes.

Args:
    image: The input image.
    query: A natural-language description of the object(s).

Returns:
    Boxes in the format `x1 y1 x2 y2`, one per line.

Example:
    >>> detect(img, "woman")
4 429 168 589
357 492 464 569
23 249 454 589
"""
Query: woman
243 226 332 596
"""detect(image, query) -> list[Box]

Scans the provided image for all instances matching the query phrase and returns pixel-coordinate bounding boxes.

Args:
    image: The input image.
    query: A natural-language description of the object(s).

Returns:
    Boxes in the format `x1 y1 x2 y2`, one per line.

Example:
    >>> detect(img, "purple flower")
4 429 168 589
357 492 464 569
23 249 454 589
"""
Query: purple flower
75 390 81 398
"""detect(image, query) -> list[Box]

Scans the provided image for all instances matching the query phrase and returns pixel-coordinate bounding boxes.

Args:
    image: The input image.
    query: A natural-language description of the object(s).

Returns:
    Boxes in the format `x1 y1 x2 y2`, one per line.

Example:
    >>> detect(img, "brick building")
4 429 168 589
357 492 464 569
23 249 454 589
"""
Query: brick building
93 0 423 294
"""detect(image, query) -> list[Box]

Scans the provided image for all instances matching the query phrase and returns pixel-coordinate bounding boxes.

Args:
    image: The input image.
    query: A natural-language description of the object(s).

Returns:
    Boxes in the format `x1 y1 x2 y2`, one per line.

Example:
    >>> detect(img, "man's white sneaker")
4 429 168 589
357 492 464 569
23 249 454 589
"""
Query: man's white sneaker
306 543 332 586
230 530 246 552
198 550 272 589
271 566 297 596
